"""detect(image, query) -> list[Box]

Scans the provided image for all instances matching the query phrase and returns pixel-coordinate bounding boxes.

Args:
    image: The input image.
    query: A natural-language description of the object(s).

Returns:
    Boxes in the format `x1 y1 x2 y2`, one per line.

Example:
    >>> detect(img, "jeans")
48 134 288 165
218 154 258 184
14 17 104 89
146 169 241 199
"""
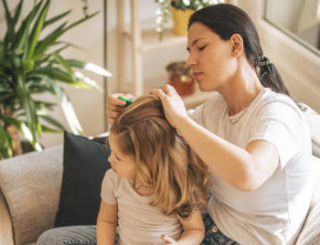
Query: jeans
37 226 119 245
37 214 237 245
200 213 239 245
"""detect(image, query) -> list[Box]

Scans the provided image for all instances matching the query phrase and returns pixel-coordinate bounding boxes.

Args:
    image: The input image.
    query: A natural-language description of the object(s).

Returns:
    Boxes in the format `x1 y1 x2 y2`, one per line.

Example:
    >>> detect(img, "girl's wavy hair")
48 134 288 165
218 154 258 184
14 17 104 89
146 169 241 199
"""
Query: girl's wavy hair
110 95 209 218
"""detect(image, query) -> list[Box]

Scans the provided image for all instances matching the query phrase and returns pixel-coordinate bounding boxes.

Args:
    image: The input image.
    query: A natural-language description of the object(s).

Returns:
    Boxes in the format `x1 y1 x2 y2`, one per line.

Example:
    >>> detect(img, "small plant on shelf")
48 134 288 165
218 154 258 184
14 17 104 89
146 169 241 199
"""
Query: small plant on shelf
154 0 225 39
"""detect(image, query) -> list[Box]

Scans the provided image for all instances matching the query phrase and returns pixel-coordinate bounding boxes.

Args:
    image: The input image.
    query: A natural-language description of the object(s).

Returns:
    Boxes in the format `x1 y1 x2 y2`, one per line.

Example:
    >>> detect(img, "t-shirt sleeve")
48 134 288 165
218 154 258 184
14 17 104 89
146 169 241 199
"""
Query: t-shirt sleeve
189 104 205 125
101 169 118 204
249 102 305 169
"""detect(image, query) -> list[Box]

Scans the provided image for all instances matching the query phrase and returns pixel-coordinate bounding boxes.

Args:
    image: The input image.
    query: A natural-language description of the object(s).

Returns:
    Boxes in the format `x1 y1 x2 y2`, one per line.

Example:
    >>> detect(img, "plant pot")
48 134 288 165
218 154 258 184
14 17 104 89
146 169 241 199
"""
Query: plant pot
6 124 23 156
166 61 195 96
171 7 195 36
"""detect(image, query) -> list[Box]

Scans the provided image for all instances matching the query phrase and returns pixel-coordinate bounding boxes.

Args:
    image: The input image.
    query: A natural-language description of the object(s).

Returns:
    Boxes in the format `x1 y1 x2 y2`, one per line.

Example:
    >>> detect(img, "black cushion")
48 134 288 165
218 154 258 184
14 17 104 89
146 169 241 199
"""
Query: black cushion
55 131 111 227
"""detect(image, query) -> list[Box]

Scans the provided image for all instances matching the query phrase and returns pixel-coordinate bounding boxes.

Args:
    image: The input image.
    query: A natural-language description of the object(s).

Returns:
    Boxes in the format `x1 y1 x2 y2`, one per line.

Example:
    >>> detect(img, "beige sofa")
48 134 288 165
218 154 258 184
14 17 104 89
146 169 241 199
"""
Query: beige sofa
0 104 320 245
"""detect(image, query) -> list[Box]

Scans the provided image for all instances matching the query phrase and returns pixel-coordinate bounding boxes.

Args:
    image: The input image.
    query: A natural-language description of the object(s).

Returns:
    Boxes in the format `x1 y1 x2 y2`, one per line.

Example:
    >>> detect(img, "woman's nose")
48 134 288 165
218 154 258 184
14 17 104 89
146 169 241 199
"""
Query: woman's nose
186 53 197 67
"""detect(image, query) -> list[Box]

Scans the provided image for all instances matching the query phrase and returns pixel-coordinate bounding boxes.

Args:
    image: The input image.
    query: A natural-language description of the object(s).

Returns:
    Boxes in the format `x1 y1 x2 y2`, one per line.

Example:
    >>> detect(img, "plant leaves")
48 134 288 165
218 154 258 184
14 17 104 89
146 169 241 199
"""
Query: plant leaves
33 22 67 58
43 9 71 28
15 0 43 52
12 0 24 29
53 52 73 74
40 115 65 130
34 67 77 84
28 0 50 59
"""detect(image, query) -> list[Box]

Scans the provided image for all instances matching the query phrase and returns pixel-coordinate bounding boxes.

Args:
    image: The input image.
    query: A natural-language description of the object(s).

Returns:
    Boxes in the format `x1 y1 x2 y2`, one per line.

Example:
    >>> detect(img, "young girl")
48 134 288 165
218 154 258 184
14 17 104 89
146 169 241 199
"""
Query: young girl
96 95 209 245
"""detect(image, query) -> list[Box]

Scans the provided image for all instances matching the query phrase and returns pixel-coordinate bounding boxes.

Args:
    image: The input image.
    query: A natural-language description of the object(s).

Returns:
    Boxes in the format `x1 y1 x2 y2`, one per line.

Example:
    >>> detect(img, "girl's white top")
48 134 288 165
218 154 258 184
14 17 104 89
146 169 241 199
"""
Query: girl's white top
191 88 313 245
101 169 182 245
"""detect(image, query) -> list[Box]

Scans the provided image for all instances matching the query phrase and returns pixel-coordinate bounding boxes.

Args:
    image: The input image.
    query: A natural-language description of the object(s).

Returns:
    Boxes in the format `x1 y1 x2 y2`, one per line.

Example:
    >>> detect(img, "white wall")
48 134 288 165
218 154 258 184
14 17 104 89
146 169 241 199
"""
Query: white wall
0 0 106 147
238 0 320 113
106 0 189 98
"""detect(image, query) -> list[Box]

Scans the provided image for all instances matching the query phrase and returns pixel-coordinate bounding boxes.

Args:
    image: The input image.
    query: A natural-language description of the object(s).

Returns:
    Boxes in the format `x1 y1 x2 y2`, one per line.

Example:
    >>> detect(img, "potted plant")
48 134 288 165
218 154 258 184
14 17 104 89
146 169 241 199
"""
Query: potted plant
0 0 112 159
166 61 194 96
154 0 224 38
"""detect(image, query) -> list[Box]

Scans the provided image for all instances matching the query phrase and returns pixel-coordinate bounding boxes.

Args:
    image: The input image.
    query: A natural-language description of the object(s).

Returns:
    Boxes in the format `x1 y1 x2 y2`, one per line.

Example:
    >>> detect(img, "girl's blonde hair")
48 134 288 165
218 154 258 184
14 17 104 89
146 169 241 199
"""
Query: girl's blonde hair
110 95 208 218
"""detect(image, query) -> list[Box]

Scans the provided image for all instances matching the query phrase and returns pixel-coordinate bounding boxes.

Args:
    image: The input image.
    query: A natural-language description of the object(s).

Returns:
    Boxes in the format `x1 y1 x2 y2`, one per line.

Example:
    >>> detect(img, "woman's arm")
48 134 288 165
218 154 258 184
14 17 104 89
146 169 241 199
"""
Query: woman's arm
151 85 279 191
96 200 118 245
160 210 205 245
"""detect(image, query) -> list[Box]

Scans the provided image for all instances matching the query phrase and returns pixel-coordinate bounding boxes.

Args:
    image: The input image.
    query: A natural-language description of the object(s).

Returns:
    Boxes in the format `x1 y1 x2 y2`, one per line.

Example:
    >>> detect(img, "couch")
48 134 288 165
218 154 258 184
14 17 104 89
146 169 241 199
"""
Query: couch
0 104 320 245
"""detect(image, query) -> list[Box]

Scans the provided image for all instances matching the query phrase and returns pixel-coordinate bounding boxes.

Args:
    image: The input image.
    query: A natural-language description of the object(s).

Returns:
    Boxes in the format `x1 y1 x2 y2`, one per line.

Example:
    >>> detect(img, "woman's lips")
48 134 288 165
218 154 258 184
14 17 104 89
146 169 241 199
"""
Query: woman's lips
193 72 203 80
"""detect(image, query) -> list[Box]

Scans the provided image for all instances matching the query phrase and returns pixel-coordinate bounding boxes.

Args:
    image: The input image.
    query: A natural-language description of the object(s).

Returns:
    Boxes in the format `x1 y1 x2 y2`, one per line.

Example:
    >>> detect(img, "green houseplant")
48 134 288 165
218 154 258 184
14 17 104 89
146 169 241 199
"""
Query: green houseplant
154 0 225 38
0 0 111 159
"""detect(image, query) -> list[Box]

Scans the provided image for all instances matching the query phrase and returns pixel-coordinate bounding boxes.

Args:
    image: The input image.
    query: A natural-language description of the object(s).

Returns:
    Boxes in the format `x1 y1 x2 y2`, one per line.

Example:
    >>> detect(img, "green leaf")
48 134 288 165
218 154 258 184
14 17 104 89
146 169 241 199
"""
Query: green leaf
0 126 13 159
28 0 50 59
34 11 99 58
12 0 24 28
34 67 76 84
40 124 62 133
66 58 86 68
31 73 64 100
33 22 67 58
2 0 13 52
16 74 38 143
23 59 34 72
40 115 65 130
29 84 53 94
53 52 73 73
43 10 71 28
64 11 100 33
14 0 43 52
34 100 56 110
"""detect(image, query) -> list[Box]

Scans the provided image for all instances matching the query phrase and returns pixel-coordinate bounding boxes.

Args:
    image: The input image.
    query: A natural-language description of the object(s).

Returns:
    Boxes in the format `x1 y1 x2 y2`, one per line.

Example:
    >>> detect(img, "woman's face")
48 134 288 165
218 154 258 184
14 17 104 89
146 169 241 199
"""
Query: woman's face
187 22 236 91
108 133 136 180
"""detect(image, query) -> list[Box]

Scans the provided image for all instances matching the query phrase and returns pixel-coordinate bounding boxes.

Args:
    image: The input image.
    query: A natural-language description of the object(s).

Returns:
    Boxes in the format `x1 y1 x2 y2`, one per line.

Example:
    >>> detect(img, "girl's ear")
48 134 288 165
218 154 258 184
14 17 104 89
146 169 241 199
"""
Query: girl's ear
230 33 243 58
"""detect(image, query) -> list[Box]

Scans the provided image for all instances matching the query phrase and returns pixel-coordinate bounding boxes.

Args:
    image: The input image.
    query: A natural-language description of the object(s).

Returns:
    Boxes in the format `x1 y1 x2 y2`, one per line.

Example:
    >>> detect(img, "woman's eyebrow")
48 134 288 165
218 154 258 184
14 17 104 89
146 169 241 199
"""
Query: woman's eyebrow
186 38 206 51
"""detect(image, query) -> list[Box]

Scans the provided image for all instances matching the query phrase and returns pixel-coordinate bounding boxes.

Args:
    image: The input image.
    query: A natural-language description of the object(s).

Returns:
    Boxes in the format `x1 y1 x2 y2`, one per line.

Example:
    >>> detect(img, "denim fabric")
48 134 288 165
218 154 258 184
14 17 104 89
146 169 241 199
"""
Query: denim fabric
37 226 119 245
37 215 238 245
200 213 240 245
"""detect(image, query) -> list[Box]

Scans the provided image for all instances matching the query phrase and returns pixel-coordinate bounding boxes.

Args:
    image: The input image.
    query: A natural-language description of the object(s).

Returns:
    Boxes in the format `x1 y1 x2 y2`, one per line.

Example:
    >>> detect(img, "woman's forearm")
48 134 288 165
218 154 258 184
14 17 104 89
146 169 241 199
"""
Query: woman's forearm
96 221 117 245
177 116 254 189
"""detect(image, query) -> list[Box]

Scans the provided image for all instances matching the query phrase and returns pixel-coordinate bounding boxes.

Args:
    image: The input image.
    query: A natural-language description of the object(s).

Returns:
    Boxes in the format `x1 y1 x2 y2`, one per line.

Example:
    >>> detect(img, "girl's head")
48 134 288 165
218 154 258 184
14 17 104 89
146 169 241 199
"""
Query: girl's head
187 4 289 95
108 95 208 217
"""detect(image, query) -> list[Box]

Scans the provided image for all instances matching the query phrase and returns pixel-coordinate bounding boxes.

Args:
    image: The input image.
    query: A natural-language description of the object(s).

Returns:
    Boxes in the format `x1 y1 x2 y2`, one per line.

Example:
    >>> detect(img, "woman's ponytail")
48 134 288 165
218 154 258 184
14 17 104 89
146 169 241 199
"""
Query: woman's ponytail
256 56 290 96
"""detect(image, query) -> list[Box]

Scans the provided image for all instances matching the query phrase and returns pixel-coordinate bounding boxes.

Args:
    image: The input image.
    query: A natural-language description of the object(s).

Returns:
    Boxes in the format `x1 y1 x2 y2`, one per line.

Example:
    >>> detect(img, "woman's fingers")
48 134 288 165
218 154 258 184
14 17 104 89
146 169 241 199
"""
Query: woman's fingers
106 93 135 125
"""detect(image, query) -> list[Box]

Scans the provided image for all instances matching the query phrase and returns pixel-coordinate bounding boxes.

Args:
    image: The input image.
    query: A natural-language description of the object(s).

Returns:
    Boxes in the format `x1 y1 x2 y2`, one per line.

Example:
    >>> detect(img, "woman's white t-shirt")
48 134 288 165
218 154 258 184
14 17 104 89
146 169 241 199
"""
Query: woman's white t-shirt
101 169 182 245
191 88 313 245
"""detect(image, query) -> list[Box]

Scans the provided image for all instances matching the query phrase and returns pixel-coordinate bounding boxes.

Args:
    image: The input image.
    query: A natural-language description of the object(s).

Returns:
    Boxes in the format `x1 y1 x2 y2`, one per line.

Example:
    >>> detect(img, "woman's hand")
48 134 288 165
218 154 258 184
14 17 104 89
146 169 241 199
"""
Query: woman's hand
150 85 188 129
106 93 135 125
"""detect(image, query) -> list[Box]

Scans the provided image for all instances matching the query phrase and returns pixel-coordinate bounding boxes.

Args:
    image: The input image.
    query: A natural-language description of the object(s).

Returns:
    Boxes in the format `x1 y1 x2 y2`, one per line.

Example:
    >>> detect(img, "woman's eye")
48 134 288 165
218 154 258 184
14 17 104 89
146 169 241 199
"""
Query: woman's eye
199 45 206 51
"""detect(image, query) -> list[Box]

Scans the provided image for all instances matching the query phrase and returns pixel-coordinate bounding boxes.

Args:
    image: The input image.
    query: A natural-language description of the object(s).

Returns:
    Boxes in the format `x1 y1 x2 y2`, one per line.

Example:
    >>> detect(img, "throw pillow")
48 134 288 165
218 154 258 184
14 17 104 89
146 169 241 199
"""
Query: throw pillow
55 131 111 227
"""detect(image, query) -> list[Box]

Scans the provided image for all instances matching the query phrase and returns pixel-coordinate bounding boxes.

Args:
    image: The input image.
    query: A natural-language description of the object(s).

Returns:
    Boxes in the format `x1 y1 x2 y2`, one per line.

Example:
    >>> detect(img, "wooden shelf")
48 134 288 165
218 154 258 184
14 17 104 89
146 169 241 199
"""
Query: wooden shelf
123 20 187 53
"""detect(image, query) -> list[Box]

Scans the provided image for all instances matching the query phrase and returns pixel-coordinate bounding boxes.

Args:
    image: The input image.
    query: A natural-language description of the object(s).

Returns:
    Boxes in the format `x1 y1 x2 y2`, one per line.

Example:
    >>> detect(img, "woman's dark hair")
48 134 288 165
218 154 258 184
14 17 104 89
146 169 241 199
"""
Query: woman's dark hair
188 4 290 96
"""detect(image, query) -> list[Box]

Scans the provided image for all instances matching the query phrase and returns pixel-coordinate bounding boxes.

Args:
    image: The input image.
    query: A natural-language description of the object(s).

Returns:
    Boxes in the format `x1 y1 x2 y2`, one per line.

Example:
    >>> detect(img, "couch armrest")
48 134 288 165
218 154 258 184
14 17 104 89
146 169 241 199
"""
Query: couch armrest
0 146 63 245
0 187 14 245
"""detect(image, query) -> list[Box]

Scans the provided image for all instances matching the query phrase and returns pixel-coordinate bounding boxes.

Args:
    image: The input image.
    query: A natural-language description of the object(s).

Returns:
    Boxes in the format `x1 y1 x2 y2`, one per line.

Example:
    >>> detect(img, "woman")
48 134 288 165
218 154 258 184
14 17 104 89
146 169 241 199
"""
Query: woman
38 4 313 245
149 4 313 245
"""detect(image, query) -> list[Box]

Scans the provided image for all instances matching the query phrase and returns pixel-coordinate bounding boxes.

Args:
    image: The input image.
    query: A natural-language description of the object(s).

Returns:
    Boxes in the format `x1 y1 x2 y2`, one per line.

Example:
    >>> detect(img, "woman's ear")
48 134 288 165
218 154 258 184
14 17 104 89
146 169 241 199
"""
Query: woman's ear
230 34 243 57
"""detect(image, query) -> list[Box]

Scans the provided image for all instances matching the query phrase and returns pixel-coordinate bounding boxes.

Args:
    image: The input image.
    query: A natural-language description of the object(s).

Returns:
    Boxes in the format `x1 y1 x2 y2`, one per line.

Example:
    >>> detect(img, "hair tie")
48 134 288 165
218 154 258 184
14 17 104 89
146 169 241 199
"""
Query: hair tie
256 55 272 67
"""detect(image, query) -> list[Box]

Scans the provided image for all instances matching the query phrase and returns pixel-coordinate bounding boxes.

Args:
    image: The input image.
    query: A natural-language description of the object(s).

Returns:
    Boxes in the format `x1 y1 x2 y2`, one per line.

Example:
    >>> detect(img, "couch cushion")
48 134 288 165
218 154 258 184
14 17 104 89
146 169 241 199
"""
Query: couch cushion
54 131 111 227
295 156 320 245
0 146 63 245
